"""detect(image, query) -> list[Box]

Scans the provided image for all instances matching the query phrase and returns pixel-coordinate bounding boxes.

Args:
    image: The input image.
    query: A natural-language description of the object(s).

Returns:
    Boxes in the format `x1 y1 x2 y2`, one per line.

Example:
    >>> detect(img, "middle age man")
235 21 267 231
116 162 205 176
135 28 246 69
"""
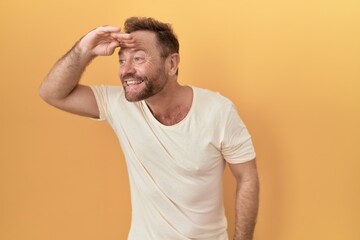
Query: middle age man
39 17 259 240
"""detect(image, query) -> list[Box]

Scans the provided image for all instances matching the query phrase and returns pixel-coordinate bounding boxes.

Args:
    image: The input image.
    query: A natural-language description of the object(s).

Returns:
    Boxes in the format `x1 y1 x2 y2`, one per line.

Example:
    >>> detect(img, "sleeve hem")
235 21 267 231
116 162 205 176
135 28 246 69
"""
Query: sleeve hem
89 85 106 121
225 153 257 164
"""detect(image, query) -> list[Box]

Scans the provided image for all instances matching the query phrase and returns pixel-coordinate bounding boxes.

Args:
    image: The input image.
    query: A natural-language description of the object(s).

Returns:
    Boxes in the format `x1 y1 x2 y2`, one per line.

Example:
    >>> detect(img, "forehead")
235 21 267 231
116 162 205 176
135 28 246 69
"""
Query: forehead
119 30 159 56
131 30 157 42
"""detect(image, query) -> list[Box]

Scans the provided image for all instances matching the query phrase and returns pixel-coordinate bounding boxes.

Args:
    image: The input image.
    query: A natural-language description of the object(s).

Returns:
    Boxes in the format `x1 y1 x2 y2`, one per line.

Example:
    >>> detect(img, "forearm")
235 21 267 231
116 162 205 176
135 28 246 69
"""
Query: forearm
233 176 259 240
39 41 94 101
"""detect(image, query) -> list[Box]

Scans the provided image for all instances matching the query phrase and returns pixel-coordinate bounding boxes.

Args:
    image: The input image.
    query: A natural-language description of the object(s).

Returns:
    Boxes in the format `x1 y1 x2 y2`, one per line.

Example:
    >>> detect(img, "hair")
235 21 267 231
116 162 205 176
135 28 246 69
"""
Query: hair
124 17 179 58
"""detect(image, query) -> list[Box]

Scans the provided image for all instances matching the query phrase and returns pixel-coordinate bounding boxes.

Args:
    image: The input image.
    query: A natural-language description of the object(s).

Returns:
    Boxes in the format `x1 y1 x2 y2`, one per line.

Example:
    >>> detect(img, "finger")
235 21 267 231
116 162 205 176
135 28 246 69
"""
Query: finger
106 41 121 55
119 38 139 48
119 42 136 48
97 25 121 33
111 32 133 41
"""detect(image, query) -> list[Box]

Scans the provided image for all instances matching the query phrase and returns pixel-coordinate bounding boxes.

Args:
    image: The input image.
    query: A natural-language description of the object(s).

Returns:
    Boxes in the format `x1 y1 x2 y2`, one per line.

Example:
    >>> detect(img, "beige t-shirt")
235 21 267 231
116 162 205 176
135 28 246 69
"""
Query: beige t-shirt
90 85 256 240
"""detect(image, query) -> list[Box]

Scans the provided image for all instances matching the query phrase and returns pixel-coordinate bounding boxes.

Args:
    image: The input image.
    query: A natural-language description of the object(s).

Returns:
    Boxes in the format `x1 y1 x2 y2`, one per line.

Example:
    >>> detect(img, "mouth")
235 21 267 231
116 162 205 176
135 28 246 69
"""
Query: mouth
124 79 144 86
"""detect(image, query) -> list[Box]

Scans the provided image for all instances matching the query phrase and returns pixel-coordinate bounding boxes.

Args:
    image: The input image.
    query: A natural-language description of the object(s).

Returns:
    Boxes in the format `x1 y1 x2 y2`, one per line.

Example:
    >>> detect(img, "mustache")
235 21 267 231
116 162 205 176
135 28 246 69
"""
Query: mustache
121 73 147 82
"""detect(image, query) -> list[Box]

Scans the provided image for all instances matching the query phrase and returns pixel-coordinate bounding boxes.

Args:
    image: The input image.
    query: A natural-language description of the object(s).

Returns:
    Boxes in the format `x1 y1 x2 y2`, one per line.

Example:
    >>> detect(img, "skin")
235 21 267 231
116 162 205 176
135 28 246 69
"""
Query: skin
38 26 132 117
39 25 259 239
117 31 191 125
229 160 259 240
118 31 169 102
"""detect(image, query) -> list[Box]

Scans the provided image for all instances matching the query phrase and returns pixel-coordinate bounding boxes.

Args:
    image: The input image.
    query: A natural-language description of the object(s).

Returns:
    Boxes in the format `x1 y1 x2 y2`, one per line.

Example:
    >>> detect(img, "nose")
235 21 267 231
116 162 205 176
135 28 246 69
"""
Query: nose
120 60 136 76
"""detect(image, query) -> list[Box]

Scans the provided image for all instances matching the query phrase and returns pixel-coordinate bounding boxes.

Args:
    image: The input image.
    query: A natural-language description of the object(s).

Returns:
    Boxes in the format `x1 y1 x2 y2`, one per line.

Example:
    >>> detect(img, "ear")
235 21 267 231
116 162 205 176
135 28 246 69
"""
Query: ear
166 53 180 76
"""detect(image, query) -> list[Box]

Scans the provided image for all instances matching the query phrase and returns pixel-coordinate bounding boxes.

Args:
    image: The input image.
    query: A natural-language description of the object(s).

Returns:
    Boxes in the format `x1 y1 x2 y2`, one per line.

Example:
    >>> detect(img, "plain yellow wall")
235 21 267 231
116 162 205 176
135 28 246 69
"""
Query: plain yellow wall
1 0 359 239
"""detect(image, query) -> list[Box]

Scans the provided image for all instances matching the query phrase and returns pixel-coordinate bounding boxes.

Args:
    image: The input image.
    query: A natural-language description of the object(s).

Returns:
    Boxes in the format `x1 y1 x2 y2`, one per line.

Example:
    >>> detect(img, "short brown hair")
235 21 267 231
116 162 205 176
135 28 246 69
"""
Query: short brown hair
124 17 179 58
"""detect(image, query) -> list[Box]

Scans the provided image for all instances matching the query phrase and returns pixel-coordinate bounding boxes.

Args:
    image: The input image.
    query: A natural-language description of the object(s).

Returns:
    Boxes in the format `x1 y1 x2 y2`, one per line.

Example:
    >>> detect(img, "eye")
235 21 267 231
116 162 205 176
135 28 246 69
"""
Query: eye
119 59 126 65
134 56 145 64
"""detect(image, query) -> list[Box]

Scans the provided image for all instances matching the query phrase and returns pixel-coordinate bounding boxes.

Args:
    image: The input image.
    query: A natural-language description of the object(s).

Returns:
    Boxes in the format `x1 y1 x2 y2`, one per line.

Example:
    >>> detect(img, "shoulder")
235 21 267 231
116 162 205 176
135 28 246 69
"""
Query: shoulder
191 86 237 127
192 86 234 110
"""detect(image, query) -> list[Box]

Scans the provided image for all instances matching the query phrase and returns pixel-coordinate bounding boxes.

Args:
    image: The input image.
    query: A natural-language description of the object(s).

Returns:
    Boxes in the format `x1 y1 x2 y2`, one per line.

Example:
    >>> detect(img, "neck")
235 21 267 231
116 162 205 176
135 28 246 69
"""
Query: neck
145 81 193 126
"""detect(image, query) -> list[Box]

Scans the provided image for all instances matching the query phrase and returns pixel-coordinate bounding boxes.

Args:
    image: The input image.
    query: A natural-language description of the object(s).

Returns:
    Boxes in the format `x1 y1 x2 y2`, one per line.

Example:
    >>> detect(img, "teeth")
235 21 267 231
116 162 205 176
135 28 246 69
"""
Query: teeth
126 80 143 85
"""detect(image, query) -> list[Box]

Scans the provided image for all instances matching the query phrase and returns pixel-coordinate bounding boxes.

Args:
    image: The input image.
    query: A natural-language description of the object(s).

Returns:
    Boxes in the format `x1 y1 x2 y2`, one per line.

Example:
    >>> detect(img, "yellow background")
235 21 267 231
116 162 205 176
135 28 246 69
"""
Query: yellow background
1 0 359 239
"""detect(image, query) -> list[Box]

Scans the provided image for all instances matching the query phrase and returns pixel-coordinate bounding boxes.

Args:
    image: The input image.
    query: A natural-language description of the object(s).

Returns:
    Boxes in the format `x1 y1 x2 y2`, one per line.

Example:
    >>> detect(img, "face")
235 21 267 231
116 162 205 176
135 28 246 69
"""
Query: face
118 31 169 102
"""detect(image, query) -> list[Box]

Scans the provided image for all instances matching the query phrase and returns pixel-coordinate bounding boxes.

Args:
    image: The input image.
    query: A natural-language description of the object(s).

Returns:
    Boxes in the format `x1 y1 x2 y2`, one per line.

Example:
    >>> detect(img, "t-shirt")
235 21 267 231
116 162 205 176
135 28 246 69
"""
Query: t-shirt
90 85 256 240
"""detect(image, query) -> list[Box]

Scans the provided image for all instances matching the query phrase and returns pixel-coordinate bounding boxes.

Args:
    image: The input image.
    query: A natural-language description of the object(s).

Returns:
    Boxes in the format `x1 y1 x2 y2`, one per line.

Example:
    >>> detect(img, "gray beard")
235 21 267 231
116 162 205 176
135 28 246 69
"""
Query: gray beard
121 68 167 102
123 79 156 102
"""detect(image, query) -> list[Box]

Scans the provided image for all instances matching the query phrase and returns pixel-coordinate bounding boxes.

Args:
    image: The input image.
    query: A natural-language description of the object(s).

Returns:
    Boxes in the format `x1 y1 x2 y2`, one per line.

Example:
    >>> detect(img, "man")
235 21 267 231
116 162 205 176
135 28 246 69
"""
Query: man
39 17 259 240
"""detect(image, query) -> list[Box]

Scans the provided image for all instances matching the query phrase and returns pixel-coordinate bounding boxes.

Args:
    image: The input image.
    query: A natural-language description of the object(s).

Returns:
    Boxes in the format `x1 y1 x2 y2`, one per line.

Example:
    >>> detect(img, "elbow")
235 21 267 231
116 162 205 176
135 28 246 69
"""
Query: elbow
38 81 59 105
38 83 50 103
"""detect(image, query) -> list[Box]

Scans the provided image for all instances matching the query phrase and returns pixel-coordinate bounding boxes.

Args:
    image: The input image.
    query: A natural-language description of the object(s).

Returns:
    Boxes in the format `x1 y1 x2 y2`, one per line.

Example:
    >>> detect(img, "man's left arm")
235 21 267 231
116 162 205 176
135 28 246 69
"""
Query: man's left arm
228 159 259 240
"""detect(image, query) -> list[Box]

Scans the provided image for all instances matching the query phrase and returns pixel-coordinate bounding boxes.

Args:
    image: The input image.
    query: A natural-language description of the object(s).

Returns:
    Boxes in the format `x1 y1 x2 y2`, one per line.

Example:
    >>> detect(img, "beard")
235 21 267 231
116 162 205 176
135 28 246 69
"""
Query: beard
120 70 167 102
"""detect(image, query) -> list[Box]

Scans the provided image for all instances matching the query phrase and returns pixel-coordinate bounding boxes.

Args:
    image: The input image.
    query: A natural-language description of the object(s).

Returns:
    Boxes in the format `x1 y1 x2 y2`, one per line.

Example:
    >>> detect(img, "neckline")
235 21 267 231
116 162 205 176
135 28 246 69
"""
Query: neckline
140 86 195 128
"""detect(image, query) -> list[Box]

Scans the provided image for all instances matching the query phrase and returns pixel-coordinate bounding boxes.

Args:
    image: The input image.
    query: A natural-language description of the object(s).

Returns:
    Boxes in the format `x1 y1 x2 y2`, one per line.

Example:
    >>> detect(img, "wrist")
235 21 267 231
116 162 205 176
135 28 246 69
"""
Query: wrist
72 40 96 62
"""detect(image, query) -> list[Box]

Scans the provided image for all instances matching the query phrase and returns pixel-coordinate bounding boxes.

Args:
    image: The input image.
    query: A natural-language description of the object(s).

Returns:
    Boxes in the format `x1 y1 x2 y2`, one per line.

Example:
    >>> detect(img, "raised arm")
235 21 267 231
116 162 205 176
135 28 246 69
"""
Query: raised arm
229 159 259 240
38 26 134 118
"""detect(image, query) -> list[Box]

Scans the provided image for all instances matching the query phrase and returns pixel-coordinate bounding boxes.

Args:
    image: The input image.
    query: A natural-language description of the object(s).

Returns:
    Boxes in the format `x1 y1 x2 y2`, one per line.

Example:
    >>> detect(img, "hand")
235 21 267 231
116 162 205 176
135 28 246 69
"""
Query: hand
78 26 135 57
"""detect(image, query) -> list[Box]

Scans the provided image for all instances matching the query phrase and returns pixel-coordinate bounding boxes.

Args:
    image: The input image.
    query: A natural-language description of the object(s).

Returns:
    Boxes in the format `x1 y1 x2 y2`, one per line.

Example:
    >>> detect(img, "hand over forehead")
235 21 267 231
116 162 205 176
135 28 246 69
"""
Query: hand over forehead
110 32 142 49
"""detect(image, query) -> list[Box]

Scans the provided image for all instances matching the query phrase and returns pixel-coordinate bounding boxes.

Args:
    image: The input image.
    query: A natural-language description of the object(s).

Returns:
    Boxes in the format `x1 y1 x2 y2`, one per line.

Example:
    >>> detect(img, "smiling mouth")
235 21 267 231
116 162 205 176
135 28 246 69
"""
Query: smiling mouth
124 79 144 86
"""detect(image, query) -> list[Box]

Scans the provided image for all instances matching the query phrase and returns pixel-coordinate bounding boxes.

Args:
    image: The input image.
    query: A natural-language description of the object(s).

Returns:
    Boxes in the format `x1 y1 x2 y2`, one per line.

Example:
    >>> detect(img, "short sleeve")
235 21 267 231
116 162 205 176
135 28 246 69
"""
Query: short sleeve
90 85 109 121
221 104 256 164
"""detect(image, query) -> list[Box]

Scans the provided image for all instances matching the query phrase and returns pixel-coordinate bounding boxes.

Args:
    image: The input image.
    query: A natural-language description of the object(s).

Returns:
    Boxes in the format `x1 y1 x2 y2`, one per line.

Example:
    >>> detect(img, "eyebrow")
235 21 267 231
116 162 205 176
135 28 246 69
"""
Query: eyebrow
118 48 147 57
